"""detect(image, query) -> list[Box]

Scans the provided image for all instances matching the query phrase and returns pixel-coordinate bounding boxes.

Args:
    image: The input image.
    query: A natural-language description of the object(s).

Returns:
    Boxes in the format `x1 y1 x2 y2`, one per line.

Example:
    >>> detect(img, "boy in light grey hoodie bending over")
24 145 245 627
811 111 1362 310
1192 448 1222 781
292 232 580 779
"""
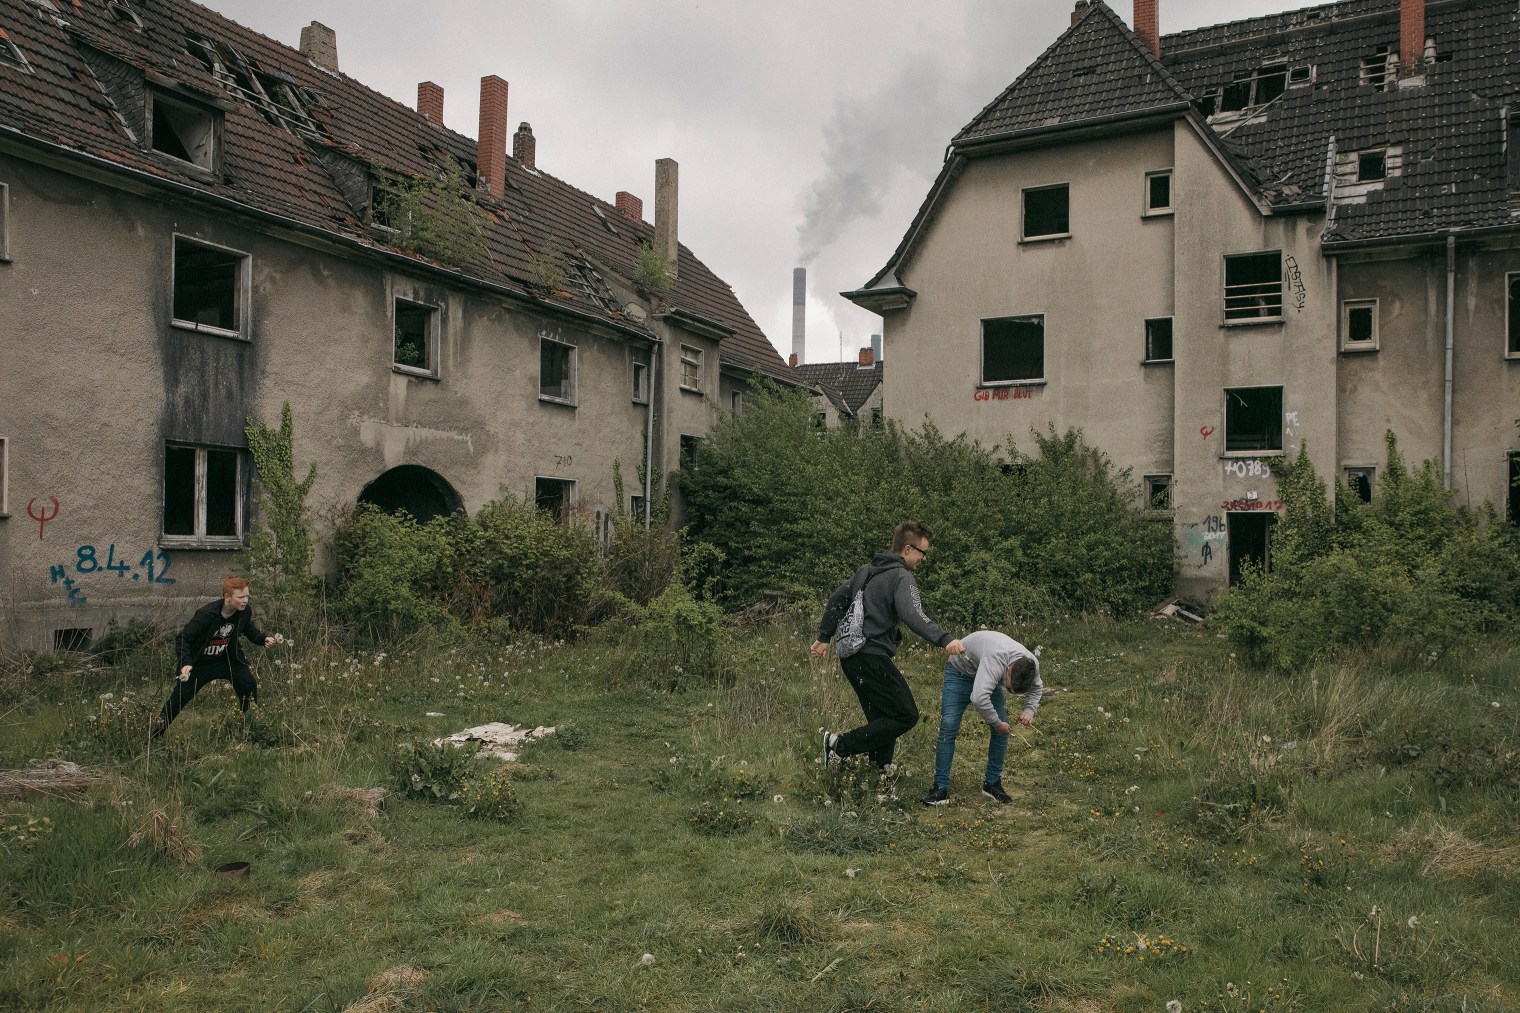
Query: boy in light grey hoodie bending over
921 629 1042 806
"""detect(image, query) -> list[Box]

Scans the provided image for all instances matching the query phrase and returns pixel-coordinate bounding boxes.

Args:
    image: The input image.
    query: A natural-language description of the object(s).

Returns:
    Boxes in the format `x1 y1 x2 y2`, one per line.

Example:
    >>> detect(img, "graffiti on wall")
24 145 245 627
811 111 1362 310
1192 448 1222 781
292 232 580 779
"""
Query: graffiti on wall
973 387 1034 402
1285 254 1307 312
1223 459 1274 479
47 543 176 606
1179 514 1227 568
1200 425 1216 440
26 496 59 540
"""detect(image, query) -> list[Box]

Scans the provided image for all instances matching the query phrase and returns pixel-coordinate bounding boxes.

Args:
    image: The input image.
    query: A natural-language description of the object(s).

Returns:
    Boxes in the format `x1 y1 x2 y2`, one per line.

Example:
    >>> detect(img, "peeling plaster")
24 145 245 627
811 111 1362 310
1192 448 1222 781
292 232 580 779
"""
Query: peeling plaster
349 412 474 468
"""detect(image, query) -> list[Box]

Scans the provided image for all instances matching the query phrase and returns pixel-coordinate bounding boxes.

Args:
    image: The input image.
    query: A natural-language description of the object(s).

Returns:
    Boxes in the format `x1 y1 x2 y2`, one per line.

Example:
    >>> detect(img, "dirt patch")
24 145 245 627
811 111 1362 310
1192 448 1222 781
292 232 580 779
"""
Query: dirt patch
480 909 529 926
308 784 388 819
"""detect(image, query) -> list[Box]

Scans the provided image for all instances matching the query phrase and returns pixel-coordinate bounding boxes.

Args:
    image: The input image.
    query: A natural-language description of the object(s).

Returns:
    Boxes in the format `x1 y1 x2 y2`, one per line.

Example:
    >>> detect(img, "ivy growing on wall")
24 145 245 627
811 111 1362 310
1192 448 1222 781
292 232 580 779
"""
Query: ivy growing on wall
244 402 317 603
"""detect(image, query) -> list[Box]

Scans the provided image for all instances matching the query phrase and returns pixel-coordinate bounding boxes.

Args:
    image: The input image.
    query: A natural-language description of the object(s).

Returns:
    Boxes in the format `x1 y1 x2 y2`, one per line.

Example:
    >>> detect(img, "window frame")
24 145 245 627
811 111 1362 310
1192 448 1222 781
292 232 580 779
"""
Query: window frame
1144 473 1173 510
1143 169 1173 216
161 442 245 549
1508 452 1520 525
631 360 649 404
980 314 1045 386
1143 316 1174 363
679 344 704 394
0 182 10 262
1223 385 1285 455
392 297 439 377
730 389 743 415
1356 150 1387 183
1222 250 1284 324
1344 466 1376 503
1021 183 1070 241
680 434 702 470
1507 273 1520 359
533 476 575 521
148 90 219 172
1341 299 1379 352
0 30 30 71
170 234 250 339
538 336 577 404
0 435 8 518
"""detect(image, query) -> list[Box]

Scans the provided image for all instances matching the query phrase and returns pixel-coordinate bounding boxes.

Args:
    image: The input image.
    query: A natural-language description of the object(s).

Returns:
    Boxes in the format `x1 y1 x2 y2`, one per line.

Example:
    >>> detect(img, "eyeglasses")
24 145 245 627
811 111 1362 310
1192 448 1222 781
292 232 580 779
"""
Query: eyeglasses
904 543 929 557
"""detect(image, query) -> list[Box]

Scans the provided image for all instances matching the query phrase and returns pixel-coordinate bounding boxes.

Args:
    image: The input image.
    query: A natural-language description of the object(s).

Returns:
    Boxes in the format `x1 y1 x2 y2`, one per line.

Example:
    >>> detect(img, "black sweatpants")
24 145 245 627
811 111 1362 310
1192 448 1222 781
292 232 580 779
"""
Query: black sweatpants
834 652 919 767
157 659 257 730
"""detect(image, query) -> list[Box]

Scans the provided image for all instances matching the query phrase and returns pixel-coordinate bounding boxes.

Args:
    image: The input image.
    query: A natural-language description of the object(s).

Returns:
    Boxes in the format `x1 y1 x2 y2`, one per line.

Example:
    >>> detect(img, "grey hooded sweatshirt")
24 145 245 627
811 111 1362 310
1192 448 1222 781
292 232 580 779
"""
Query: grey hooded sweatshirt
817 551 953 658
948 629 1043 727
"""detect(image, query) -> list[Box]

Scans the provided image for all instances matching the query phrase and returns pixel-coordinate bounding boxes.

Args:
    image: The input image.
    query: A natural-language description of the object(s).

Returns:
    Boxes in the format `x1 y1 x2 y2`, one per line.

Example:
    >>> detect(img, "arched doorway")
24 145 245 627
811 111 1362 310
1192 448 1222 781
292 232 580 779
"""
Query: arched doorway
358 465 463 522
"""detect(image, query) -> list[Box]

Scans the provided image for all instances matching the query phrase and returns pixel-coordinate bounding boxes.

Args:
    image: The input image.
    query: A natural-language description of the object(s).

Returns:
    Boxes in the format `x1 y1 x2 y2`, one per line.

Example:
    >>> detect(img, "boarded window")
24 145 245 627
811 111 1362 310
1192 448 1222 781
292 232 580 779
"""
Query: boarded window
982 316 1044 383
1223 251 1282 320
1022 185 1069 238
1225 386 1283 452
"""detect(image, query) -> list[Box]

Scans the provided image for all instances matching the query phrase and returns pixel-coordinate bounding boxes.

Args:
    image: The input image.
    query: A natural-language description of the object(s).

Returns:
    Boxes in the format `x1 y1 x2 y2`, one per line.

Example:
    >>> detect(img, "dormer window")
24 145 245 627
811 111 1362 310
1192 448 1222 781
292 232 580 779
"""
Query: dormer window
1357 151 1386 183
150 93 217 170
1218 64 1287 113
0 28 28 70
107 2 143 29
1361 46 1391 90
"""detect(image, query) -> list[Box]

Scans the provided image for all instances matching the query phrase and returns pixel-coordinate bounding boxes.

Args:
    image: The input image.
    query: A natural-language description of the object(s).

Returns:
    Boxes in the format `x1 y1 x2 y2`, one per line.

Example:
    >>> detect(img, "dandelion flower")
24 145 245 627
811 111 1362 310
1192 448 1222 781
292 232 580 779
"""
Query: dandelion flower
1166 1001 1182 1013
640 953 655 967
1407 915 1419 929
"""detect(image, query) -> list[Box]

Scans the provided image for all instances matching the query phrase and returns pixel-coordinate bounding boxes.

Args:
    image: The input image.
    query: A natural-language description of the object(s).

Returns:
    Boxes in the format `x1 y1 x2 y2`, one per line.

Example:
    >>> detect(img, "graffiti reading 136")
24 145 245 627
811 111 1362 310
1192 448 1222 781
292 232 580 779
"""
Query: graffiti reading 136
973 387 1034 402
1222 459 1273 479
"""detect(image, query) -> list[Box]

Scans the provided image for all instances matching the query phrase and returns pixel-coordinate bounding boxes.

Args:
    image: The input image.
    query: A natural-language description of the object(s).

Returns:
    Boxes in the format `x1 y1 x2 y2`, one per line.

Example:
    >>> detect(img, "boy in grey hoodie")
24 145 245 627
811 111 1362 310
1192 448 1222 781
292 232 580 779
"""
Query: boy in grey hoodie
811 521 964 768
921 629 1042 806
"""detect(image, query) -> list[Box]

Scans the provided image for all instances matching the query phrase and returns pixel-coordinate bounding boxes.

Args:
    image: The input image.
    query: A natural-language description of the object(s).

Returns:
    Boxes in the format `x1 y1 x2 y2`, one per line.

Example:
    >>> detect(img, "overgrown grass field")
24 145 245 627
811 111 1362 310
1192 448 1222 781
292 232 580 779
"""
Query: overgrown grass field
2 615 1517 1012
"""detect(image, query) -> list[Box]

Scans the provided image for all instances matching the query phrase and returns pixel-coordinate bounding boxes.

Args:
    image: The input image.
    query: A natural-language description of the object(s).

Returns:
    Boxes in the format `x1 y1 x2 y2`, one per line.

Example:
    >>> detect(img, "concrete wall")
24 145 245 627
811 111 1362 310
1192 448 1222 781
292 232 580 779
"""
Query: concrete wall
0 151 722 650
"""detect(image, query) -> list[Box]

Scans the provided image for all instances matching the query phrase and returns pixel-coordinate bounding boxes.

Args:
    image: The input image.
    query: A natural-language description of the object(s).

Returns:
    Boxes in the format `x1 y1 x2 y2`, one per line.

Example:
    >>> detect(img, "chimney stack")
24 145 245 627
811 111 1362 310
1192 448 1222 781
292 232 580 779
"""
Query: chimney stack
513 121 536 169
654 158 679 281
1400 0 1425 77
476 76 508 196
299 21 338 73
1133 0 1159 58
858 347 875 367
792 267 806 366
615 191 643 222
417 81 443 127
788 353 798 367
1071 0 1089 27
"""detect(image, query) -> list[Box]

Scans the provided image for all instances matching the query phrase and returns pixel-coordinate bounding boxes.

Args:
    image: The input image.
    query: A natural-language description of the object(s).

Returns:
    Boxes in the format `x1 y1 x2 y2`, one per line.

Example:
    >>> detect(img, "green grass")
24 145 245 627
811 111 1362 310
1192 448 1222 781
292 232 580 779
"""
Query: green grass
1 616 1517 1012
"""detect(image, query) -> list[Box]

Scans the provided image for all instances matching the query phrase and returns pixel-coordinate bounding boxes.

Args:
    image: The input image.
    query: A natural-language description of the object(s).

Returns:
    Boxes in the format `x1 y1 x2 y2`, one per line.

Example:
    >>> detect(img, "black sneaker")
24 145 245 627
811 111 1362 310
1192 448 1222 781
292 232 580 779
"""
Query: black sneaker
921 786 950 806
822 732 841 767
981 780 1012 805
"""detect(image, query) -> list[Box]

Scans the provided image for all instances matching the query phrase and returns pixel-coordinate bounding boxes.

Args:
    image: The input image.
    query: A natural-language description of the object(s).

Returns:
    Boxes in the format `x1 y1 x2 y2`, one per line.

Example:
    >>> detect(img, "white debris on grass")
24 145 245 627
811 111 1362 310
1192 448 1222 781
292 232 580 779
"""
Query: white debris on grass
433 722 555 761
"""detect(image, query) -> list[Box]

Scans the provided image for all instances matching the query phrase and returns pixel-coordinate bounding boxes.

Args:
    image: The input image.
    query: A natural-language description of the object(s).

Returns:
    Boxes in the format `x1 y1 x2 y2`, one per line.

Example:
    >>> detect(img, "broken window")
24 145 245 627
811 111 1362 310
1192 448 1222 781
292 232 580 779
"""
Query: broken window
1227 512 1275 585
163 443 244 544
630 495 647 524
982 315 1044 383
0 27 28 69
393 299 436 374
680 434 702 470
679 345 703 393
1509 453 1520 525
632 360 649 403
0 181 10 261
151 94 217 170
172 237 247 335
1223 251 1283 320
1224 386 1283 453
0 436 8 518
54 628 93 652
1254 64 1287 103
534 477 574 521
1342 300 1378 350
1023 184 1069 239
539 338 575 402
1144 474 1173 510
106 2 142 28
1361 46 1391 90
1345 467 1375 503
1145 170 1172 215
730 390 744 415
1357 151 1386 182
1144 317 1174 362
1508 274 1520 357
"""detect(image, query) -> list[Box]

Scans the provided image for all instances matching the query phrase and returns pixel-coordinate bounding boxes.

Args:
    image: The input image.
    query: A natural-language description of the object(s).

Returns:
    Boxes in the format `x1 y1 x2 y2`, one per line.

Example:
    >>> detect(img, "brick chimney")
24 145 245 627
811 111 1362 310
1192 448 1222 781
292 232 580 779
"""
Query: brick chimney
1072 0 1089 27
476 76 508 196
615 191 643 222
788 353 798 367
858 346 875 367
299 21 338 73
1400 0 1425 76
417 81 443 127
654 158 678 281
513 122 535 169
1134 0 1159 58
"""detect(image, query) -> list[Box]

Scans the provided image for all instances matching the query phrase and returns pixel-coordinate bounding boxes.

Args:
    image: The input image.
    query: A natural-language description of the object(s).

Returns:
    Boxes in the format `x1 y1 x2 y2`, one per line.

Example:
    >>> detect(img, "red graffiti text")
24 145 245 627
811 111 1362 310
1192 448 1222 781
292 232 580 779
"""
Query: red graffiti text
27 497 59 541
973 387 1034 402
1221 498 1284 511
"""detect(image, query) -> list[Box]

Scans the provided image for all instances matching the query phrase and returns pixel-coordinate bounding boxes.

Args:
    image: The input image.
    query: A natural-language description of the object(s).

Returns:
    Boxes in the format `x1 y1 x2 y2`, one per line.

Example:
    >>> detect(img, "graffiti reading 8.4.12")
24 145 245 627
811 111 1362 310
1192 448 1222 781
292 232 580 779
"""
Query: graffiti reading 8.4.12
48 544 176 606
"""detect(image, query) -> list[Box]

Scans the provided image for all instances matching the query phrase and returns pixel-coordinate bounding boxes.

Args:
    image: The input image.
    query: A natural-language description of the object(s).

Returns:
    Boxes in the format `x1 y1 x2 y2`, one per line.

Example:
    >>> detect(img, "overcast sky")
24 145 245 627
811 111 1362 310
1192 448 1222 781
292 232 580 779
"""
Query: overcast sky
204 0 1299 365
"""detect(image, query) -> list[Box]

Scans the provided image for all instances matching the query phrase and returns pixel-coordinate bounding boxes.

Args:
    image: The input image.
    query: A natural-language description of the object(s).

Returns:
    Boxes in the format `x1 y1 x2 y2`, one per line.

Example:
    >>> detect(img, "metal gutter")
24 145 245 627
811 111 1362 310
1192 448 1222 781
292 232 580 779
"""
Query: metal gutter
951 102 1193 155
1444 233 1455 490
1323 221 1520 252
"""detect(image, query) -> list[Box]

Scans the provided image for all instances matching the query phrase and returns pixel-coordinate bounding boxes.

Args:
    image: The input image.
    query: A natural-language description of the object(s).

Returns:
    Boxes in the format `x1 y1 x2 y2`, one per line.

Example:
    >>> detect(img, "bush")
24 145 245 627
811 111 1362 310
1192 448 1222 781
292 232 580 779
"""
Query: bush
93 618 165 666
389 739 478 802
455 769 523 821
616 585 729 690
331 505 458 638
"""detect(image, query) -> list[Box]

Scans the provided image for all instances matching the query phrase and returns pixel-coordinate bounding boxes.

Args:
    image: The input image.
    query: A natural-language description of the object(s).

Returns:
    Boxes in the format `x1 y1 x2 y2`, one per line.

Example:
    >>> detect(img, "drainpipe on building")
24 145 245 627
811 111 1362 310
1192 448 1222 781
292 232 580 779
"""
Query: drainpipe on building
644 342 658 530
1443 233 1455 489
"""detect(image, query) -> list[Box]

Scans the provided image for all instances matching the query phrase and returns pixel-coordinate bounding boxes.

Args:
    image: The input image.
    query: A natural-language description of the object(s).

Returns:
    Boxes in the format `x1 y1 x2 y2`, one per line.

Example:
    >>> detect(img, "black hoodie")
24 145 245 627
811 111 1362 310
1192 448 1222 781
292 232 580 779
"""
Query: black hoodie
817 551 952 659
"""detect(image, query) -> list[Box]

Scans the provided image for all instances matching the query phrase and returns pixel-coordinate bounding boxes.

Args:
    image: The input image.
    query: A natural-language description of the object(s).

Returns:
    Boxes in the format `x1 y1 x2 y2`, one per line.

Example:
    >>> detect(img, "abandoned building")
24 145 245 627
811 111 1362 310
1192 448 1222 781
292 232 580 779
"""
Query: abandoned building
0 0 795 651
794 344 885 430
845 0 1520 597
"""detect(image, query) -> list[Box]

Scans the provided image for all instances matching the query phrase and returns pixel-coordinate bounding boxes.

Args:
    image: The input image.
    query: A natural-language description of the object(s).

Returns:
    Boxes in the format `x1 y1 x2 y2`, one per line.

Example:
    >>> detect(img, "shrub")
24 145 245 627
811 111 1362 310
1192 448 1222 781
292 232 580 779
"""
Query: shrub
616 585 729 689
389 739 478 802
93 618 166 666
331 505 458 638
455 769 523 821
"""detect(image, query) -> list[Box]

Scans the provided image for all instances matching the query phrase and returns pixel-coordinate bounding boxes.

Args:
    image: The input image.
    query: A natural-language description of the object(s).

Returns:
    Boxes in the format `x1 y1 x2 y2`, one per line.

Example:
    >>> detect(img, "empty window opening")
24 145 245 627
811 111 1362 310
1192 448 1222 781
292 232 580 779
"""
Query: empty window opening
540 338 575 401
632 360 649 403
1022 184 1069 239
1144 317 1174 362
1345 467 1375 504
1288 65 1313 86
1508 274 1520 357
0 27 27 69
1342 300 1378 348
535 477 574 521
1509 453 1520 525
680 434 702 470
151 95 216 169
679 345 703 392
1357 151 1386 182
1225 386 1283 453
870 406 883 427
0 181 10 262
1227 512 1276 586
359 465 461 522
1361 46 1391 90
1145 171 1172 214
730 390 744 415
393 299 435 373
163 443 243 543
0 435 9 517
1144 474 1173 510
982 315 1044 384
630 495 647 524
172 237 246 334
1220 78 1253 113
1223 251 1283 320
54 628 93 653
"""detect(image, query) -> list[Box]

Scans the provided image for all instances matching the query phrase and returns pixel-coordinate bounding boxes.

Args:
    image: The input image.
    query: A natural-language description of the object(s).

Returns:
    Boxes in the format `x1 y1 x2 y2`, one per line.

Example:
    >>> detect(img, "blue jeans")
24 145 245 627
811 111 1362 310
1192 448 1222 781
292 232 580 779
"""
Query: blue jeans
932 662 1008 790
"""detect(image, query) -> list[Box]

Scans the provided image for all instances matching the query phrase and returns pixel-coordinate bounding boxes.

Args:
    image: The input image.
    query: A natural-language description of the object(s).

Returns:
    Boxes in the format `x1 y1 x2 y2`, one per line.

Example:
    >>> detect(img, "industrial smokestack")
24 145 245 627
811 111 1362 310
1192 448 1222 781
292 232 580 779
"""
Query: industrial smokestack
792 267 806 365
871 333 882 362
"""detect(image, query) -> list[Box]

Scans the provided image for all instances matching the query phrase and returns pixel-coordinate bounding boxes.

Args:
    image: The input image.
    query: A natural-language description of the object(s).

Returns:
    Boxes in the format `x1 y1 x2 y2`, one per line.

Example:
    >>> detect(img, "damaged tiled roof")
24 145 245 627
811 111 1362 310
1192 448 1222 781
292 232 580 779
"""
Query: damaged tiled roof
794 360 883 416
0 0 793 381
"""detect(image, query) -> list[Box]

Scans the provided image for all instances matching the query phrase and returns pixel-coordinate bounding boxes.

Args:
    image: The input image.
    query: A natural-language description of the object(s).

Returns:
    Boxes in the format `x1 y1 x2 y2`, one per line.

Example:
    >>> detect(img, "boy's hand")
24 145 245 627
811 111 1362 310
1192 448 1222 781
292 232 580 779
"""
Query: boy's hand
178 665 192 682
809 640 829 660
